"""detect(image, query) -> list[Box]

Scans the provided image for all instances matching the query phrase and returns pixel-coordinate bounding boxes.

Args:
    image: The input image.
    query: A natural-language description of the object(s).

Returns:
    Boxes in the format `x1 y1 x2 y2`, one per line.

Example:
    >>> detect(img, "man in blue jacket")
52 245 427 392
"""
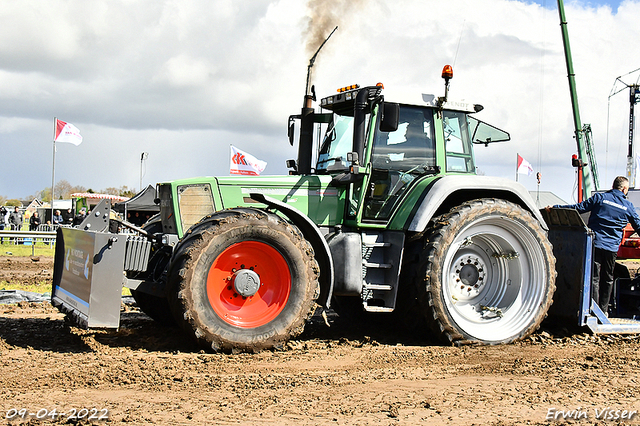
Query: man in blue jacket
547 176 640 313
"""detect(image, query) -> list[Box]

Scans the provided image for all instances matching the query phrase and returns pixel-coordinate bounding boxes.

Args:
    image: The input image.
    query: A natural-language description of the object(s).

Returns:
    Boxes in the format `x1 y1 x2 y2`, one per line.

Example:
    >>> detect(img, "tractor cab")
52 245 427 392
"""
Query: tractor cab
314 79 510 222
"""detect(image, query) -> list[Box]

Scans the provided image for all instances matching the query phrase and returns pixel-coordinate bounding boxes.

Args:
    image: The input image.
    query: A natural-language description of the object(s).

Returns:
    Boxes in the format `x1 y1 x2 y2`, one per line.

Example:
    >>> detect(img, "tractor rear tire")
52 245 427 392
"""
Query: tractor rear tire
166 209 319 352
407 198 556 345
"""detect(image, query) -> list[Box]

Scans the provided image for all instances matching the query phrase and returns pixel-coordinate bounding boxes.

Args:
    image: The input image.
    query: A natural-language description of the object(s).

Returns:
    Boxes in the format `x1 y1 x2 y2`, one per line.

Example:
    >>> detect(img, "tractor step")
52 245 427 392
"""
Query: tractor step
360 231 405 311
363 242 391 248
363 305 394 313
365 283 393 291
363 261 392 269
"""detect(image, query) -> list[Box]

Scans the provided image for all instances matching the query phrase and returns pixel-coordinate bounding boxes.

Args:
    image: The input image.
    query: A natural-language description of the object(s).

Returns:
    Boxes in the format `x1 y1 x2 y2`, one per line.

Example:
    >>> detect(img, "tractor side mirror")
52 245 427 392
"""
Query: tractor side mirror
287 116 296 146
286 159 298 175
346 152 359 164
379 102 399 133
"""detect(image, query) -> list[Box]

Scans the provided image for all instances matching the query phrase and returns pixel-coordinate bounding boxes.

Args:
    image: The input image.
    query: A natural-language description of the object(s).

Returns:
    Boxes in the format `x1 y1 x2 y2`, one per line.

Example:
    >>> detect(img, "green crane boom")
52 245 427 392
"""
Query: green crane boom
583 123 600 190
557 0 597 199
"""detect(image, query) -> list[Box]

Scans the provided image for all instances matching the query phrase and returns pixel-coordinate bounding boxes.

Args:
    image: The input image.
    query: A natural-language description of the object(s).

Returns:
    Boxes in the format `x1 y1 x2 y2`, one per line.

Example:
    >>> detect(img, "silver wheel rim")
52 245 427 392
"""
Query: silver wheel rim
442 215 547 342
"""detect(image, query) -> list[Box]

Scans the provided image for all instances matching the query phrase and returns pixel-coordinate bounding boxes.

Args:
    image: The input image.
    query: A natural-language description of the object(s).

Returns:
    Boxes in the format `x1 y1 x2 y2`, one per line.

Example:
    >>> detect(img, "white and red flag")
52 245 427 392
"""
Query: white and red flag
517 154 534 176
55 119 83 146
229 145 267 176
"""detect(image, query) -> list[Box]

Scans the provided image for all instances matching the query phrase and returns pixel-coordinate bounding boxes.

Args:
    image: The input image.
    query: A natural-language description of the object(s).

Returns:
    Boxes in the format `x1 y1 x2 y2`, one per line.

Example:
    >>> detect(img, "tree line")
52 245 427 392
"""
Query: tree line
0 180 138 206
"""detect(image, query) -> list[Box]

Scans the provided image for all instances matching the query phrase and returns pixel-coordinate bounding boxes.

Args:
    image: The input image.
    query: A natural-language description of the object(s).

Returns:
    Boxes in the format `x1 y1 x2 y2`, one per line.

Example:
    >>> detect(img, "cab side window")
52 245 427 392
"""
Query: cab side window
443 111 475 173
371 106 435 171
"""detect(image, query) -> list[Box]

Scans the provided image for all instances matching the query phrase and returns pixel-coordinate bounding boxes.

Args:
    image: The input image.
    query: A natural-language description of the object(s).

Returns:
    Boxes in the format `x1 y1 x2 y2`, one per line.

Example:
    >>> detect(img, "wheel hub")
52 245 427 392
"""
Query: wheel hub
451 255 487 300
233 269 261 297
459 264 480 286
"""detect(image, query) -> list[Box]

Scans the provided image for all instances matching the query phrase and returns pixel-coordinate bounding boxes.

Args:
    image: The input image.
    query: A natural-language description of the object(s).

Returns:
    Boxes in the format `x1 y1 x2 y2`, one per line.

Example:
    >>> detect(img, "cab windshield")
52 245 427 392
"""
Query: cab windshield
316 115 354 173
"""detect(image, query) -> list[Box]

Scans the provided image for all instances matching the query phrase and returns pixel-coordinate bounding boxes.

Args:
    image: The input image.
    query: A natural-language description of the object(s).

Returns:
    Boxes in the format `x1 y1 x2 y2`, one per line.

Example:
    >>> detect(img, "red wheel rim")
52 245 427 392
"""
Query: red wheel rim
206 241 291 328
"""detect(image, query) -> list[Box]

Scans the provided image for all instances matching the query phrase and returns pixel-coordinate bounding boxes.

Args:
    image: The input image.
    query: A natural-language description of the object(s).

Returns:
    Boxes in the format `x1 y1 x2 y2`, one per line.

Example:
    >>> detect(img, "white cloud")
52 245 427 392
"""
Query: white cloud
0 0 639 205
154 54 214 87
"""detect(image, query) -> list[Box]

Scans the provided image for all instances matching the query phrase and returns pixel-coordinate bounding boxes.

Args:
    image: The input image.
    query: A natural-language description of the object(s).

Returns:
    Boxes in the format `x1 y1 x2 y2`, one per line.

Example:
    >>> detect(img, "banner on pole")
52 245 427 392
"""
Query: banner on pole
230 145 267 176
517 154 534 176
55 119 83 146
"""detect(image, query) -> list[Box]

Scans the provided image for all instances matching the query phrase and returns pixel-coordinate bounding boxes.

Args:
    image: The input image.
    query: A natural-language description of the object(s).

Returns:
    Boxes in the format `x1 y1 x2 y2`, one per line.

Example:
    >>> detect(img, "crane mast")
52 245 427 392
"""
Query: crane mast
627 84 640 187
557 0 597 201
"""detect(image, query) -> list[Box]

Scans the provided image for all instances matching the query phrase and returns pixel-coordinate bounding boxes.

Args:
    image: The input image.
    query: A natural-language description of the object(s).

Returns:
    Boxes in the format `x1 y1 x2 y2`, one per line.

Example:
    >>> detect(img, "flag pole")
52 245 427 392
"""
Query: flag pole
515 153 519 182
51 117 57 223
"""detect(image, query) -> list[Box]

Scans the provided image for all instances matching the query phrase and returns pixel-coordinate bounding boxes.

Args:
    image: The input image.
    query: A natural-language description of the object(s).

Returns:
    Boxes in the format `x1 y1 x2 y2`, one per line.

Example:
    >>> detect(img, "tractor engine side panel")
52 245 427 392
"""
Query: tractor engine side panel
216 175 346 227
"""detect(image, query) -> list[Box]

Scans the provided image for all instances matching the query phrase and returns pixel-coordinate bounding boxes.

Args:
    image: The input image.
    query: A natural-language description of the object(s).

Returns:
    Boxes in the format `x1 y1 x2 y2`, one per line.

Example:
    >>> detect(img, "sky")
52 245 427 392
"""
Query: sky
1 0 640 205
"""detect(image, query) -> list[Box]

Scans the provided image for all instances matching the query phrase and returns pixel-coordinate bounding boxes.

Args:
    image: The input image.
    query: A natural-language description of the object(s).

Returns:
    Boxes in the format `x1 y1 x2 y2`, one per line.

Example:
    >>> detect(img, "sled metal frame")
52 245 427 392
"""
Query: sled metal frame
51 199 153 330
51 226 126 329
582 274 640 334
543 208 640 334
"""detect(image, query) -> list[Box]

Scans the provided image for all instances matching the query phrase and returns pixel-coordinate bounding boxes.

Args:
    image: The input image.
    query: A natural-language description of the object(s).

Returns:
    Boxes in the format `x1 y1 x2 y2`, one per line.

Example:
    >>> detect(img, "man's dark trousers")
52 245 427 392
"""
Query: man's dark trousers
592 247 617 313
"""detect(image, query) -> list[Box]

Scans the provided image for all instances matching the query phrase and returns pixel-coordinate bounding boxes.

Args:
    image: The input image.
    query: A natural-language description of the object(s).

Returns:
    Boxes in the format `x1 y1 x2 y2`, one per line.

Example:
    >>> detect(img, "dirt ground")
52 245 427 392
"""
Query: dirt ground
0 256 53 289
1 256 640 425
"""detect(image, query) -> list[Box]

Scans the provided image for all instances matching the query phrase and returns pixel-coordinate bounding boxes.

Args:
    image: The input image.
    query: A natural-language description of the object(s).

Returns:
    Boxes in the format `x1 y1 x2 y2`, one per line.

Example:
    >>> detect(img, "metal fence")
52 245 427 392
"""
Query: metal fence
0 224 63 248
0 222 140 248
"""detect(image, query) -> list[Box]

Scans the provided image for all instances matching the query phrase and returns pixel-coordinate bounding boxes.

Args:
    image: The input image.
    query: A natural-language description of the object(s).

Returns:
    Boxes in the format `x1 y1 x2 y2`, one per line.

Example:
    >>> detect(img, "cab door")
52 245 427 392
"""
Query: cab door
360 105 436 222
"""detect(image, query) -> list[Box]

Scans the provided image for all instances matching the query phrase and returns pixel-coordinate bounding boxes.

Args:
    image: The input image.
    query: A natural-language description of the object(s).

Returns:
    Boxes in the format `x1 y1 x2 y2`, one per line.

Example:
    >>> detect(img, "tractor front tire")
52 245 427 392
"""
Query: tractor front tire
408 198 556 345
167 209 319 352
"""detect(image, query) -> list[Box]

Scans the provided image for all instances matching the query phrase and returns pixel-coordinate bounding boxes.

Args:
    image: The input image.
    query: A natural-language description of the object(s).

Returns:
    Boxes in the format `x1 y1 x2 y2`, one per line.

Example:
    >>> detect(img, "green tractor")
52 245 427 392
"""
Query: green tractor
52 66 556 352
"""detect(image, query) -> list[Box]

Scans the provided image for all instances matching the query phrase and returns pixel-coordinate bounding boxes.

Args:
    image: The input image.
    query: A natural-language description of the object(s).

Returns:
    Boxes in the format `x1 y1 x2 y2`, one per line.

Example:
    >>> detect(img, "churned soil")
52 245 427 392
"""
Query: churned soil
1 256 640 425
0 256 53 289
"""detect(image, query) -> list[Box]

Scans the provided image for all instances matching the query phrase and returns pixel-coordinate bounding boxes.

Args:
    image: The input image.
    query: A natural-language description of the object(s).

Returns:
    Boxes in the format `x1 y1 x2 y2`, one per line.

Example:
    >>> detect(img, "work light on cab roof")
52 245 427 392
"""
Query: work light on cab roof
442 64 453 81
440 64 454 104
337 84 359 93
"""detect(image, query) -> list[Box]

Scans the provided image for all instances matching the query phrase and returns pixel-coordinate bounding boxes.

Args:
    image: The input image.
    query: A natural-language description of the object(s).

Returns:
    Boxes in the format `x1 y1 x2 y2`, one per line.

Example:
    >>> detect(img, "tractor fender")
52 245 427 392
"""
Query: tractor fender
249 193 335 308
408 175 548 233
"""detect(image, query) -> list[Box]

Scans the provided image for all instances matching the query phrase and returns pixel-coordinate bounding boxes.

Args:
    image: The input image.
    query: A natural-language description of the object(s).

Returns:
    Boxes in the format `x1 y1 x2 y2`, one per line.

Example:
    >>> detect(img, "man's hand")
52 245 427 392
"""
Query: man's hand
544 205 553 212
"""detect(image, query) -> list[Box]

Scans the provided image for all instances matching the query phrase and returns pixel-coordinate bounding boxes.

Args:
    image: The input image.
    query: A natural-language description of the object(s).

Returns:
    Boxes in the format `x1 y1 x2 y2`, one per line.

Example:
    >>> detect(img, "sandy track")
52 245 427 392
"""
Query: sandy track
1 256 640 425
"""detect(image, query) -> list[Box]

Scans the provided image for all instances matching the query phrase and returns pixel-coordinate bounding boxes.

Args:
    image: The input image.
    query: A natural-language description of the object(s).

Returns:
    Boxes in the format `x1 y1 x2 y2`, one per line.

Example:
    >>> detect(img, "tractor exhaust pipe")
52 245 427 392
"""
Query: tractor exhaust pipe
297 26 338 175
353 87 369 163
298 96 315 174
